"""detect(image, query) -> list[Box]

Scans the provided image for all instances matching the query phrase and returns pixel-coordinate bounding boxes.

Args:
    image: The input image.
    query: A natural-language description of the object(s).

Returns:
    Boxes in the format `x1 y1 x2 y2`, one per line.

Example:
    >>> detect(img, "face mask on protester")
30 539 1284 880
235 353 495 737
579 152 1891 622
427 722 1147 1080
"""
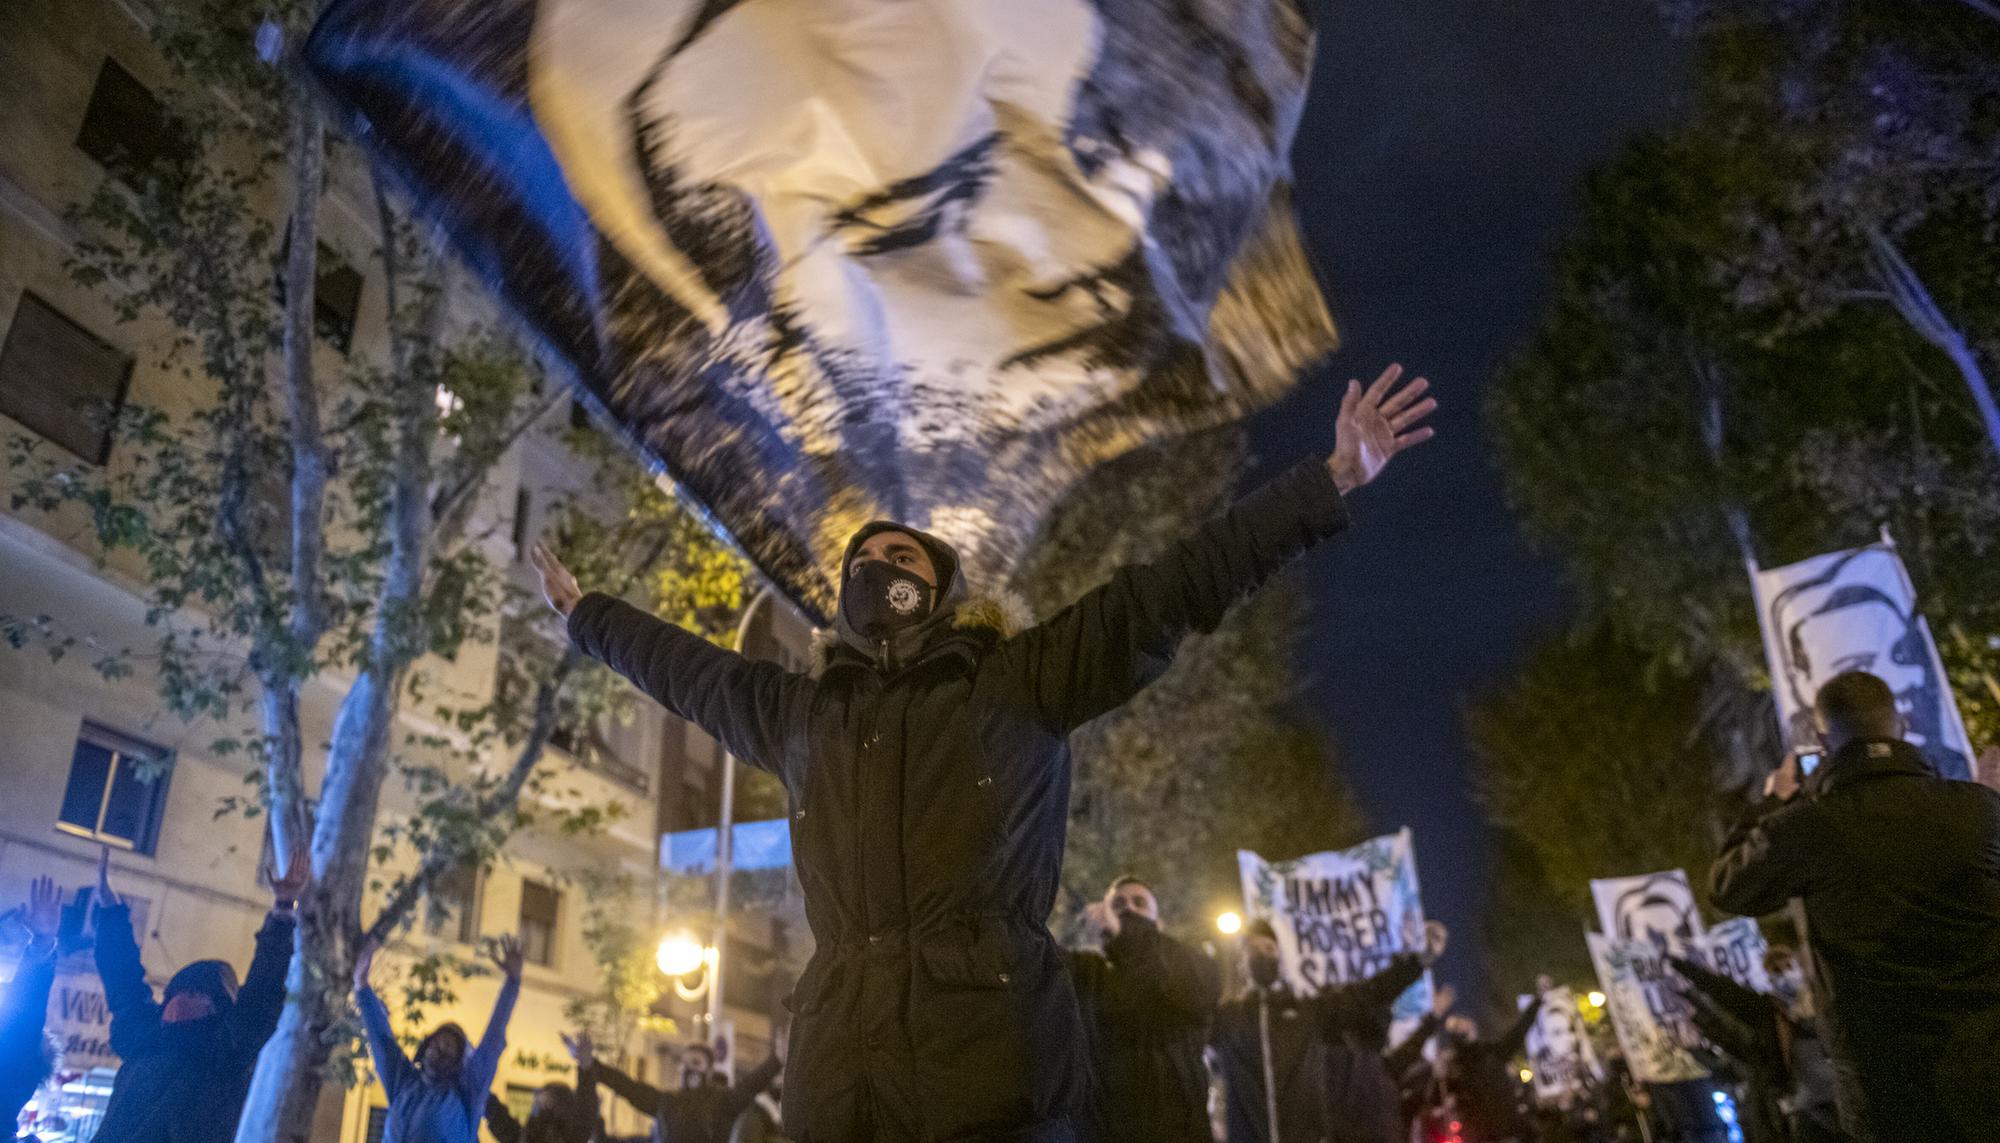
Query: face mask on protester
1247 953 1281 989
841 560 936 642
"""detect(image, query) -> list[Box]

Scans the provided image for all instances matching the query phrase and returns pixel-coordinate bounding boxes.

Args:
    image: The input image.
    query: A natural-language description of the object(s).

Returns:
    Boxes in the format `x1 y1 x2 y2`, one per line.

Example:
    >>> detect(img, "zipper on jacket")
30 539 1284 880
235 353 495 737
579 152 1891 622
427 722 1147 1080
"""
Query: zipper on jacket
1259 989 1280 1143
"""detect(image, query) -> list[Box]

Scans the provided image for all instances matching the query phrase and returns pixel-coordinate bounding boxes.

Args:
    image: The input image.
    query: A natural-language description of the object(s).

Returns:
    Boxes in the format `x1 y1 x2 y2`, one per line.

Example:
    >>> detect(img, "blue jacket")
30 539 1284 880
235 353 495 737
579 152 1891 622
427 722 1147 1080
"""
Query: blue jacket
358 975 520 1143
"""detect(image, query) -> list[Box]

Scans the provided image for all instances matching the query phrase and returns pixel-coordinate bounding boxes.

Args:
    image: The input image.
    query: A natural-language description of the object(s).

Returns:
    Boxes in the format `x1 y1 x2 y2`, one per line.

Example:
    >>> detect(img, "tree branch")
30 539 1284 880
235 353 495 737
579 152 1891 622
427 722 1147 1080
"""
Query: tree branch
282 95 332 653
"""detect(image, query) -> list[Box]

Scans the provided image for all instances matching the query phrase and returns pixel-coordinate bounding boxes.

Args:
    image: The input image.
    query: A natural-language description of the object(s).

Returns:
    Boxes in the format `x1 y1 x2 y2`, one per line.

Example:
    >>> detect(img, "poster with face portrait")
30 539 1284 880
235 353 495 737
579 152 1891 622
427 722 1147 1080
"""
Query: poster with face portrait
1239 830 1433 1038
1590 870 1705 957
307 0 1336 621
1521 988 1603 1106
1587 934 1708 1085
1685 917 1772 996
1753 541 1973 781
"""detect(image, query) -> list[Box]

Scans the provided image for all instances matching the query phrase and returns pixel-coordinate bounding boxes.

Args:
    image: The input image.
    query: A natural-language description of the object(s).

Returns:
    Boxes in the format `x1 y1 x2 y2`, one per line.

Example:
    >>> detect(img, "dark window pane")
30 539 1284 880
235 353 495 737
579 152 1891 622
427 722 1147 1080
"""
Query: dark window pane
58 741 114 833
518 880 559 966
365 1107 388 1143
0 293 134 464
74 58 184 182
569 400 588 430
275 229 365 354
511 488 531 560
427 864 482 944
98 759 161 849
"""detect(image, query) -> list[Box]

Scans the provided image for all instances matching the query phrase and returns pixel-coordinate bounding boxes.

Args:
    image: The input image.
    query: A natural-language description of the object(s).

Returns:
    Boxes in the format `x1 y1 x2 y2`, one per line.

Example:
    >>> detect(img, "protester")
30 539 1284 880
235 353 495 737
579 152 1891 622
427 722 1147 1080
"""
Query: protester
1209 917 1447 1143
1709 670 2000 1142
91 846 304 1143
1386 985 1452 1135
354 935 523 1143
1667 951 1839 1143
728 1086 788 1143
1068 875 1221 1143
582 1034 781 1143
482 1055 600 1143
1436 994 1540 1143
534 366 1438 1143
1323 924 1449 1143
2 879 65 1124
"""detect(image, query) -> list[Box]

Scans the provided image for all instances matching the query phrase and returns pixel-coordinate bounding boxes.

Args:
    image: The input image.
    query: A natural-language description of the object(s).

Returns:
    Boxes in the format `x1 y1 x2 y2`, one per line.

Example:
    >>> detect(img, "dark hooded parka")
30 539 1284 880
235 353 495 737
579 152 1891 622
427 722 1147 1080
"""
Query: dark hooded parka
567 461 1350 1143
89 902 295 1143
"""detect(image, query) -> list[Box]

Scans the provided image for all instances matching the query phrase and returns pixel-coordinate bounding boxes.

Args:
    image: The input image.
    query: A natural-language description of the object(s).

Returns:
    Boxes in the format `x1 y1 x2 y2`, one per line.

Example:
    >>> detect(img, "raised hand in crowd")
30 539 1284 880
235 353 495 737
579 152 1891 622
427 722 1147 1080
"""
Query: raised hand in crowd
561 1031 594 1068
1327 363 1437 495
492 933 526 982
353 938 379 993
530 542 583 617
1431 983 1458 1018
1081 900 1118 942
268 841 311 916
23 876 62 946
1763 752 1804 803
94 846 121 909
1419 920 1450 967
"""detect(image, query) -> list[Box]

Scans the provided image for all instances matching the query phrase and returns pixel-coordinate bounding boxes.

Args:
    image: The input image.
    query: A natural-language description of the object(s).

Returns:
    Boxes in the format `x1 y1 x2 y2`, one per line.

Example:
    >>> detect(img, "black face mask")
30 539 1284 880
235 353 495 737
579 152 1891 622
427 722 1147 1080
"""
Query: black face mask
842 560 936 641
1248 954 1281 989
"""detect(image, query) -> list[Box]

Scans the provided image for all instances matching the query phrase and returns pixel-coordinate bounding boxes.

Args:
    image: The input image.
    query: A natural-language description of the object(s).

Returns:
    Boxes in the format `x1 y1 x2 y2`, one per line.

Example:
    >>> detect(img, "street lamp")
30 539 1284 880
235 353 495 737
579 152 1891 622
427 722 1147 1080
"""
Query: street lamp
1216 911 1243 936
656 931 708 978
1586 990 1607 1009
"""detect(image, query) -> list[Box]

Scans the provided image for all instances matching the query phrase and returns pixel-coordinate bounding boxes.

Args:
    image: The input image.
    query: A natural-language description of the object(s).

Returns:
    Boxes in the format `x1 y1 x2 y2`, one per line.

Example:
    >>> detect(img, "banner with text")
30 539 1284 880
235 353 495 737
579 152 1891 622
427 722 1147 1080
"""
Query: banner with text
1239 829 1432 1031
1587 934 1707 1084
1686 917 1772 995
1521 988 1603 1106
1591 869 1705 956
1752 541 1973 781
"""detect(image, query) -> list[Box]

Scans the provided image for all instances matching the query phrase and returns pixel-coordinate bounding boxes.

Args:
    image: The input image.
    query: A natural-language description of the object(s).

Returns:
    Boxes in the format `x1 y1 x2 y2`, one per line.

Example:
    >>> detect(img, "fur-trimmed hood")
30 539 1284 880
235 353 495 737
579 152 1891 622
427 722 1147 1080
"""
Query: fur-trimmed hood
810 590 1034 677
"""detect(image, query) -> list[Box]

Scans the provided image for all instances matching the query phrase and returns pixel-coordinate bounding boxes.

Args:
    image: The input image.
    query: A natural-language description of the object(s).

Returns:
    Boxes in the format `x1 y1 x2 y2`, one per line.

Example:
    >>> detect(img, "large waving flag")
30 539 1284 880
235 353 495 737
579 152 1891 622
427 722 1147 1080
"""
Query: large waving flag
307 0 1336 619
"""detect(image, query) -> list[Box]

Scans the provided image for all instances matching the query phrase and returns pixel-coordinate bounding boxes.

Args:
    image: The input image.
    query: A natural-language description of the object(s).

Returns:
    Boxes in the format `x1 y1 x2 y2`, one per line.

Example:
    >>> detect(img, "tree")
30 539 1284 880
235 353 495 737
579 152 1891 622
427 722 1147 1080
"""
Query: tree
0 2 746 1138
1012 429 1368 945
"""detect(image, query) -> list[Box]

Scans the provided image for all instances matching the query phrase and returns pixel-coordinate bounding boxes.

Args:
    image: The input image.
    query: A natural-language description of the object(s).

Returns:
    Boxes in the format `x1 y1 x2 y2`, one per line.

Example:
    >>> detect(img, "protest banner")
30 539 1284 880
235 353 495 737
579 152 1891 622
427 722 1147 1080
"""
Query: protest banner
1752 539 1973 780
1587 933 1707 1084
1591 869 1705 955
1686 917 1772 995
1521 988 1602 1106
1238 829 1432 1032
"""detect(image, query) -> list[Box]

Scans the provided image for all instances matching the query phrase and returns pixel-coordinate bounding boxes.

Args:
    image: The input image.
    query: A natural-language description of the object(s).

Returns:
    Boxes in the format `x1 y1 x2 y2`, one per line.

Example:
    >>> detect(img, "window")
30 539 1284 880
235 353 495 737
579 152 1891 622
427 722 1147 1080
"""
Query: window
0 293 134 464
364 1106 388 1143
511 488 532 561
275 228 365 354
57 724 171 854
74 58 186 182
517 879 560 967
427 864 482 945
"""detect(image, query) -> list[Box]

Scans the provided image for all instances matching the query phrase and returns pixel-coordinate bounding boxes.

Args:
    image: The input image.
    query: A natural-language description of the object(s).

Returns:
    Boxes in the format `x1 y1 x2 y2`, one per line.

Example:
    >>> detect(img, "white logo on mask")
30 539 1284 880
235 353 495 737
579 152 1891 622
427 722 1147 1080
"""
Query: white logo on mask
887 580 924 615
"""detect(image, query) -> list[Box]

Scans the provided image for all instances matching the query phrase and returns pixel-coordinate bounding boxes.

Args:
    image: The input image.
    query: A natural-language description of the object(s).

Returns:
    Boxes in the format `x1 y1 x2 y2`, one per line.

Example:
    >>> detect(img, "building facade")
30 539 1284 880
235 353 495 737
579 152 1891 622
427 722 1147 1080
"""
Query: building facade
0 1 810 1140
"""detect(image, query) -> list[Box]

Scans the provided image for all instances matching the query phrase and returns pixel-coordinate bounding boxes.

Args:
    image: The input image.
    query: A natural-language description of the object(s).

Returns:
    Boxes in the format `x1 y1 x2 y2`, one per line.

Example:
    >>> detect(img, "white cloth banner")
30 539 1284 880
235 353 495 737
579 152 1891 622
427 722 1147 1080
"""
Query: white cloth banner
1521 988 1603 1106
1587 934 1708 1085
1685 917 1772 995
1590 869 1705 955
1752 541 1973 780
1238 829 1433 1032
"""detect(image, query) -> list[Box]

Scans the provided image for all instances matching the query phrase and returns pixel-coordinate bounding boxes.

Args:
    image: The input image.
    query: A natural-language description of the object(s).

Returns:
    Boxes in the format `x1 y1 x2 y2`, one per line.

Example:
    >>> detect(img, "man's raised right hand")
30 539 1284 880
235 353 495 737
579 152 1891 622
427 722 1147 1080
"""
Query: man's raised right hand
530 542 583 618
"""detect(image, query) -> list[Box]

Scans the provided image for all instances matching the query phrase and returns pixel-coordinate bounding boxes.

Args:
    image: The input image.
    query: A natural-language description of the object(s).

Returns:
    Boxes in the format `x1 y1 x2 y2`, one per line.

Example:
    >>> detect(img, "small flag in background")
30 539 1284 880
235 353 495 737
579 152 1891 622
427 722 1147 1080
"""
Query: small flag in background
308 0 1337 619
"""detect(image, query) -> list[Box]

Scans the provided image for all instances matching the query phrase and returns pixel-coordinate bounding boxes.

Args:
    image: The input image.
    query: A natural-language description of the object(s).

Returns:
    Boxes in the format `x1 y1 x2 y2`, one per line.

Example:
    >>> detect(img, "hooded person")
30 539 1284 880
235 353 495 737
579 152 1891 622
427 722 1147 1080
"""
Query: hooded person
1209 918 1445 1143
583 1036 783 1143
90 847 305 1143
534 365 1437 1143
353 936 524 1143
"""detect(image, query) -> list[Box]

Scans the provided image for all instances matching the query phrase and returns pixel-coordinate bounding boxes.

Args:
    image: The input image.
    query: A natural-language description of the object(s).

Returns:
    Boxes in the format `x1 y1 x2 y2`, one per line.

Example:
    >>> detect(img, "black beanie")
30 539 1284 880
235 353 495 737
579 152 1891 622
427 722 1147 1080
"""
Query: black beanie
164 960 237 1010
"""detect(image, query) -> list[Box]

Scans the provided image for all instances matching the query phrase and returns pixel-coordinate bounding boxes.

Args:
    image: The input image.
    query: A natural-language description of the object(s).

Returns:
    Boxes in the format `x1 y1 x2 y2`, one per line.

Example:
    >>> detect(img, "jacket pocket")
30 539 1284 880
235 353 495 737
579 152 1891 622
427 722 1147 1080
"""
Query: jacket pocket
916 918 1025 990
783 954 837 1015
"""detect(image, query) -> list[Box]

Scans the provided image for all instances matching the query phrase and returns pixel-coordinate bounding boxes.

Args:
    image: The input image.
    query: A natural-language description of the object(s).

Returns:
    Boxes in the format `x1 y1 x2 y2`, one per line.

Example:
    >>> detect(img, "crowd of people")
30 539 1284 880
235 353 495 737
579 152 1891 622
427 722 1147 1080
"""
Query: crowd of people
3 366 1997 1143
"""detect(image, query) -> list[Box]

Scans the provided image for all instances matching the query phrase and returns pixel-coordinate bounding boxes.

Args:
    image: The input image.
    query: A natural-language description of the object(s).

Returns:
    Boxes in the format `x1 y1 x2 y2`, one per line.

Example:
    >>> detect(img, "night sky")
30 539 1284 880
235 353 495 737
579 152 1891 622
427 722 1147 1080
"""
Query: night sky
1246 2 1687 994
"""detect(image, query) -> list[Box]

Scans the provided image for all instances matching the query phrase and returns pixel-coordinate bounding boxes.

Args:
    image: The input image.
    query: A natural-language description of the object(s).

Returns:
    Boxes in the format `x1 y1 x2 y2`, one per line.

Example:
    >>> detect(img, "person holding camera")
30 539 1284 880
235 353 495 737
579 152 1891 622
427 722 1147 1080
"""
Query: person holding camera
1709 670 2000 1142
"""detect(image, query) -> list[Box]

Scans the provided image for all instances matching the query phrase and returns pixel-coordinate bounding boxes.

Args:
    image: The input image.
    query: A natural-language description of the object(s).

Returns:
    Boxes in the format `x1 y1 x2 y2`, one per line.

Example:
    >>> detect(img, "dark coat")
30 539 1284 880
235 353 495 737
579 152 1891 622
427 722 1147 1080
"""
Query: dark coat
1069 917 1221 1143
90 903 295 1143
1443 997 1538 1143
1209 954 1422 1143
1322 960 1426 1143
484 1065 601 1143
592 1057 782 1143
1709 737 2000 1143
2 940 58 1123
570 462 1349 1143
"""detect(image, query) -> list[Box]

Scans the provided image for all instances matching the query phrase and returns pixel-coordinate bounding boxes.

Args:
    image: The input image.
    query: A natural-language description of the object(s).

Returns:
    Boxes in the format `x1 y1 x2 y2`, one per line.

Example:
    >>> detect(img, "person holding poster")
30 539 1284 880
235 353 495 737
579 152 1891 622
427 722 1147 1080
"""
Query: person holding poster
1438 996 1541 1143
1209 918 1447 1143
1709 671 2000 1142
